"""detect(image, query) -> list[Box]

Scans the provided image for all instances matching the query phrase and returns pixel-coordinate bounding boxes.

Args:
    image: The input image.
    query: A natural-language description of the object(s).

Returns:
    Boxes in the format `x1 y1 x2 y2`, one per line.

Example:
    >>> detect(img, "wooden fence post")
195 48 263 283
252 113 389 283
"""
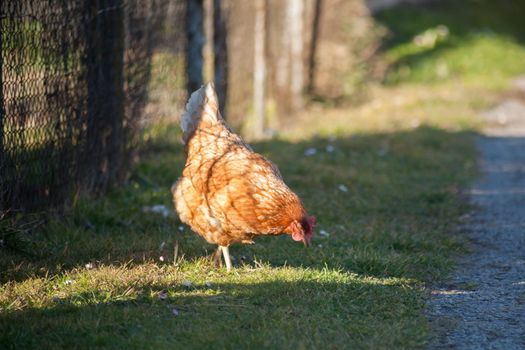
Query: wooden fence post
213 0 227 115
0 22 4 212
288 0 304 111
84 0 125 191
307 0 322 94
186 0 204 95
253 0 267 139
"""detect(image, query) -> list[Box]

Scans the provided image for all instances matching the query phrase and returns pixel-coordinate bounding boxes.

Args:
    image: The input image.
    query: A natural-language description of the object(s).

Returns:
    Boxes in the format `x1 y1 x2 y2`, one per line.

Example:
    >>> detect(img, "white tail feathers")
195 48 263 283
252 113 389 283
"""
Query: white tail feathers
180 82 220 143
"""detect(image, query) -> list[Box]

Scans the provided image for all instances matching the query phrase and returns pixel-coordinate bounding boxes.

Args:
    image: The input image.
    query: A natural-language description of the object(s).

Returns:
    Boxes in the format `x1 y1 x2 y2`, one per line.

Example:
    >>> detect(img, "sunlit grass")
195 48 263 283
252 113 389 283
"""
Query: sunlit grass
0 117 476 348
385 34 525 88
0 264 428 349
377 0 525 87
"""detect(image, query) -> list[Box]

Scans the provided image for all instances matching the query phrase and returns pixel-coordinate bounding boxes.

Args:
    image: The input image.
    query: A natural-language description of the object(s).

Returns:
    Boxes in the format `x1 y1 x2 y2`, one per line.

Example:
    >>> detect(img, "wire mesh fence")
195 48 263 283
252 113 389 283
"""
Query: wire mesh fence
1 0 383 215
0 0 186 213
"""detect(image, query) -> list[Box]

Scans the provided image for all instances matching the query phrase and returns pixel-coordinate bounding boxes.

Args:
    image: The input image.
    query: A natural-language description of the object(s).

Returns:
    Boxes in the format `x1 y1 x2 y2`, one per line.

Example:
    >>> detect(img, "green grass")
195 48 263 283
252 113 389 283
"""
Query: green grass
376 0 525 87
0 123 476 349
2 0 524 348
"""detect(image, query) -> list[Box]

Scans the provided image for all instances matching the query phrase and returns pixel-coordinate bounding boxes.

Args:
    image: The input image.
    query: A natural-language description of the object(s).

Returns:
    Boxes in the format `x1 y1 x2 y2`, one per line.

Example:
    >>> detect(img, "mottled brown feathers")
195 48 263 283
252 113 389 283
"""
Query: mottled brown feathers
172 83 308 246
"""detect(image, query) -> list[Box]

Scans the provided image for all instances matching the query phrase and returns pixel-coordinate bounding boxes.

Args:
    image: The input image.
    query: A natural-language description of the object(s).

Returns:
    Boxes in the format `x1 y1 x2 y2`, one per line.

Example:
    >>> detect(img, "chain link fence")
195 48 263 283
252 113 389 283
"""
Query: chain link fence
1 0 383 214
0 0 186 213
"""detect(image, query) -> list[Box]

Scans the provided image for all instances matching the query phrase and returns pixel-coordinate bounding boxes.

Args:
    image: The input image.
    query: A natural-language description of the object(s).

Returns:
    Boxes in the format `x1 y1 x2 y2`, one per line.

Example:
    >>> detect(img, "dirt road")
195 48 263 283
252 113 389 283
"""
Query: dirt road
429 80 525 349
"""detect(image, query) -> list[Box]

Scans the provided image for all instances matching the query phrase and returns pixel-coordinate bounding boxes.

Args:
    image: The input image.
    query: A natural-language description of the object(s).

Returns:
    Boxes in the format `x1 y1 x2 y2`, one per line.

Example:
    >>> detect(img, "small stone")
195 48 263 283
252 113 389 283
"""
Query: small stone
158 290 168 300
319 230 330 237
304 148 317 156
182 280 193 288
142 204 172 218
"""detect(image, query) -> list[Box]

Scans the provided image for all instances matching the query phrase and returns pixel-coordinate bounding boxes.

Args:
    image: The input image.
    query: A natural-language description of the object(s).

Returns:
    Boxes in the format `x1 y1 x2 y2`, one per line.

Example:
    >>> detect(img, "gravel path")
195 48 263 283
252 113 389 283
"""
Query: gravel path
428 79 525 349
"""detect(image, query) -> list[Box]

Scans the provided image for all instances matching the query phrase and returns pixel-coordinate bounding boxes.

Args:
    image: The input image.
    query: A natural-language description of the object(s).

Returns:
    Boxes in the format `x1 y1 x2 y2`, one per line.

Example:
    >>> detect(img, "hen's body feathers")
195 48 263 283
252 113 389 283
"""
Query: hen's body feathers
172 83 312 251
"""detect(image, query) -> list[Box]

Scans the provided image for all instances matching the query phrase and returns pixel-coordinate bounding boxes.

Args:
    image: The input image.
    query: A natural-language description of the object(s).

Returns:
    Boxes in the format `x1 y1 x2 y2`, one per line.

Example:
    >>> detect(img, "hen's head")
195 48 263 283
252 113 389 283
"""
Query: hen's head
289 215 316 247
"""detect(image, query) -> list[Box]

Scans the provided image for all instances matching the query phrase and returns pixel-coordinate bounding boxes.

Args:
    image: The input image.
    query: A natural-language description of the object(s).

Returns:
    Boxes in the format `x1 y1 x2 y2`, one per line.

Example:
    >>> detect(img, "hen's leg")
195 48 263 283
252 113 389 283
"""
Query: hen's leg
211 246 223 267
220 245 232 272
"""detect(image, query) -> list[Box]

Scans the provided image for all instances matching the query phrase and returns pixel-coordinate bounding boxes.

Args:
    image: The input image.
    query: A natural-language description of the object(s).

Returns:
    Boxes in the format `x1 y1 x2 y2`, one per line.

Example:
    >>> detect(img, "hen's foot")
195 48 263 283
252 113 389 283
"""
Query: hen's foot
210 246 223 267
221 245 232 272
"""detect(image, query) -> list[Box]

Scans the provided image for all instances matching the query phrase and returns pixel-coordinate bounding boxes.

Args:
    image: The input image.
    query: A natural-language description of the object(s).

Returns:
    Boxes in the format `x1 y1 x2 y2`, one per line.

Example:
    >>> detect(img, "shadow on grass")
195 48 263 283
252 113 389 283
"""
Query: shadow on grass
0 277 426 349
1 125 476 284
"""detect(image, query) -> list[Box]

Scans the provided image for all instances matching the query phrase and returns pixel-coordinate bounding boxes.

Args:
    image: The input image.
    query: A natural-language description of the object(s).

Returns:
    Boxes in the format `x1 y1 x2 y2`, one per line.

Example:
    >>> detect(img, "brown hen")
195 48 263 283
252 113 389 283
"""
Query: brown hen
172 83 315 271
